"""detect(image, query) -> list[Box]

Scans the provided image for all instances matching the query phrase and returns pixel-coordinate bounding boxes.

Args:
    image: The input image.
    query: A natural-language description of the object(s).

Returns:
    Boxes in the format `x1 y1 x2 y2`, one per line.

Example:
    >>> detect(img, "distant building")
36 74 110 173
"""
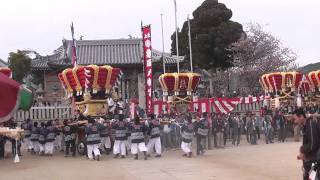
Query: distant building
30 38 183 107
0 58 7 67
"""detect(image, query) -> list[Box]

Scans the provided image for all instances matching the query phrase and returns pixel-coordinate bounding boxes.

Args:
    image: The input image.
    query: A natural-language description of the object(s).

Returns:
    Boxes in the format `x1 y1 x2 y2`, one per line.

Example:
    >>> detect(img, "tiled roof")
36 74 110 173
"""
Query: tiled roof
31 38 184 70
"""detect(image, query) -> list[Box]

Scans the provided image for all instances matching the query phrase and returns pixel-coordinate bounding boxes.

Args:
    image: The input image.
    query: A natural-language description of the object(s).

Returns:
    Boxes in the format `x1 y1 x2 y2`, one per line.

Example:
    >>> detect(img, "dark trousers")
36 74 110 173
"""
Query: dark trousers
65 140 76 156
0 140 5 158
278 127 286 142
255 127 260 139
11 139 21 156
213 132 217 148
196 136 206 155
232 129 241 146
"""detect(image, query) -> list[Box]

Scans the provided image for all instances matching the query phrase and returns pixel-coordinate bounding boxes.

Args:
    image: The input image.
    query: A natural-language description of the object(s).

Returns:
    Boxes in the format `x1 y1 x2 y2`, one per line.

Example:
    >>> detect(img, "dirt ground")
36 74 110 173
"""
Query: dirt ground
0 139 302 180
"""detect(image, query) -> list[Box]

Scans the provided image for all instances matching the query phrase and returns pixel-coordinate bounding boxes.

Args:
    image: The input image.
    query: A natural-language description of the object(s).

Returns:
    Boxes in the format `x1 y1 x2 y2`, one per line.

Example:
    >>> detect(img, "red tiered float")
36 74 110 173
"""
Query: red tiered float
307 70 320 92
58 65 122 117
260 71 311 108
158 73 201 113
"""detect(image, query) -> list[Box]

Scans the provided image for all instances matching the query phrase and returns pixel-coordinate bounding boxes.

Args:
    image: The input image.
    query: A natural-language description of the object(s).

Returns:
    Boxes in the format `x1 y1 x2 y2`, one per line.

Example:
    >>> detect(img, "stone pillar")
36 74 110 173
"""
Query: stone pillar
138 73 146 110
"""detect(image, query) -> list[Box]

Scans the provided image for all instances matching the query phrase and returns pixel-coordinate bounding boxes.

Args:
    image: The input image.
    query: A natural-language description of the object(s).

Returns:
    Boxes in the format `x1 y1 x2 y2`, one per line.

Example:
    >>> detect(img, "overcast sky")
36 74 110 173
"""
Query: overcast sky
0 0 319 66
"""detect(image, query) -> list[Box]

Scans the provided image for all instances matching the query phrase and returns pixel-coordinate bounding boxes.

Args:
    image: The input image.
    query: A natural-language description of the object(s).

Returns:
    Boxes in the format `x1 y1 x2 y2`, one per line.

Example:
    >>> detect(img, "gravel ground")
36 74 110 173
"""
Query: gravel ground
0 139 302 180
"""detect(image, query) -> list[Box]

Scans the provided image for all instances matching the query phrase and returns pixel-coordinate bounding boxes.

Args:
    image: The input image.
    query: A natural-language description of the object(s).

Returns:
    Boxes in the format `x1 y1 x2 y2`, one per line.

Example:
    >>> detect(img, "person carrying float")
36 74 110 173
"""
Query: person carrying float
85 118 101 161
112 114 128 158
181 116 195 158
147 114 162 158
129 116 148 160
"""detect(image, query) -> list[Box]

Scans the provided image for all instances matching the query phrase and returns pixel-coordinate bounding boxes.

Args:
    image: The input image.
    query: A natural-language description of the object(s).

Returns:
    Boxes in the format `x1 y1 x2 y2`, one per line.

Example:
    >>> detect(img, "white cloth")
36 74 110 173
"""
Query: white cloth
100 137 111 149
147 137 162 155
24 137 32 150
54 134 62 150
39 143 45 154
131 142 147 154
181 141 192 153
32 141 40 152
126 136 132 151
113 140 126 156
87 144 101 160
45 142 54 155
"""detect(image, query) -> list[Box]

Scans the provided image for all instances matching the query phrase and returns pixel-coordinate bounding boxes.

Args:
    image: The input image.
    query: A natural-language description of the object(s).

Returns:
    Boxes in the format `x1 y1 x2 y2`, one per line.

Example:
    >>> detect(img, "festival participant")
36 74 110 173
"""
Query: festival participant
45 120 57 156
211 113 218 148
30 122 40 155
129 116 148 160
21 118 32 152
294 108 320 180
38 122 46 156
247 114 257 145
195 112 209 155
276 111 286 142
98 118 111 155
263 115 274 144
74 110 85 121
62 119 78 157
85 118 101 161
112 114 128 158
181 116 195 158
216 116 225 148
255 113 262 140
147 114 162 158
232 113 242 146
53 119 63 152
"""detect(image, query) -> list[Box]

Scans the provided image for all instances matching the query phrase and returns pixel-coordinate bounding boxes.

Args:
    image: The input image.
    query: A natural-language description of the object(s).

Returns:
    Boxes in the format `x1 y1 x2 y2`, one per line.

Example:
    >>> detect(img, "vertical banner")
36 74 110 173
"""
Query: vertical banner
142 25 153 114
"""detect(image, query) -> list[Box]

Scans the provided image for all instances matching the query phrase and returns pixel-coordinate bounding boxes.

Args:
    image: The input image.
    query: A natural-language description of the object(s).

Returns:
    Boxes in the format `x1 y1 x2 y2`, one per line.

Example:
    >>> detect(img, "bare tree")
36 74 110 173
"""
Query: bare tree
231 23 297 95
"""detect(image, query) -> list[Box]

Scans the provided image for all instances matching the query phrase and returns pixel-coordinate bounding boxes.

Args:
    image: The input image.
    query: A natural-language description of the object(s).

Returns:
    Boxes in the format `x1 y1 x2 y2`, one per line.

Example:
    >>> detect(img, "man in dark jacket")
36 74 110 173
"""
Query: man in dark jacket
128 117 148 160
63 119 78 157
181 116 195 158
21 118 32 152
85 118 101 161
112 114 128 158
294 108 320 180
30 122 40 154
147 114 162 158
45 121 57 156
195 113 209 155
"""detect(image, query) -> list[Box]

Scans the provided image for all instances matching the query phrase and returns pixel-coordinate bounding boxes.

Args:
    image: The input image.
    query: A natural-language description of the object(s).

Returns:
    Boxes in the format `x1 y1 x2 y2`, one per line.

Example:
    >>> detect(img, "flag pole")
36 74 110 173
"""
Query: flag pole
187 15 193 73
161 14 166 74
174 0 180 73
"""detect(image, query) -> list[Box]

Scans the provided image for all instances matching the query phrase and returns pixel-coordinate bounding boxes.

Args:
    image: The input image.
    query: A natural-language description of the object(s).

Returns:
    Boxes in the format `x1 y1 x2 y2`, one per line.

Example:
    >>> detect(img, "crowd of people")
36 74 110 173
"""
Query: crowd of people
0 106 301 161
1 105 320 179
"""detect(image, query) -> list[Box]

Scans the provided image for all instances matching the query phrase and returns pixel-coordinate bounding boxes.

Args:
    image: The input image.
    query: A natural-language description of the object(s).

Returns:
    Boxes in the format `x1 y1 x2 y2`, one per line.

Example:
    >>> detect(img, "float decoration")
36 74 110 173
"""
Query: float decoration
159 73 201 105
58 65 122 117
260 72 305 99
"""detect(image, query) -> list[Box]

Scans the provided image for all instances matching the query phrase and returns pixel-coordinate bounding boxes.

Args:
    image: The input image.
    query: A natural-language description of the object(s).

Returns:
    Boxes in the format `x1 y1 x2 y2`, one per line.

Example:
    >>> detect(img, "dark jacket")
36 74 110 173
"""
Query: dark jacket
181 122 195 143
38 127 46 145
30 126 40 141
301 118 320 161
21 122 32 138
63 124 78 142
45 126 57 142
99 123 110 138
129 123 147 144
196 118 209 138
148 120 161 139
112 121 128 141
85 123 101 145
